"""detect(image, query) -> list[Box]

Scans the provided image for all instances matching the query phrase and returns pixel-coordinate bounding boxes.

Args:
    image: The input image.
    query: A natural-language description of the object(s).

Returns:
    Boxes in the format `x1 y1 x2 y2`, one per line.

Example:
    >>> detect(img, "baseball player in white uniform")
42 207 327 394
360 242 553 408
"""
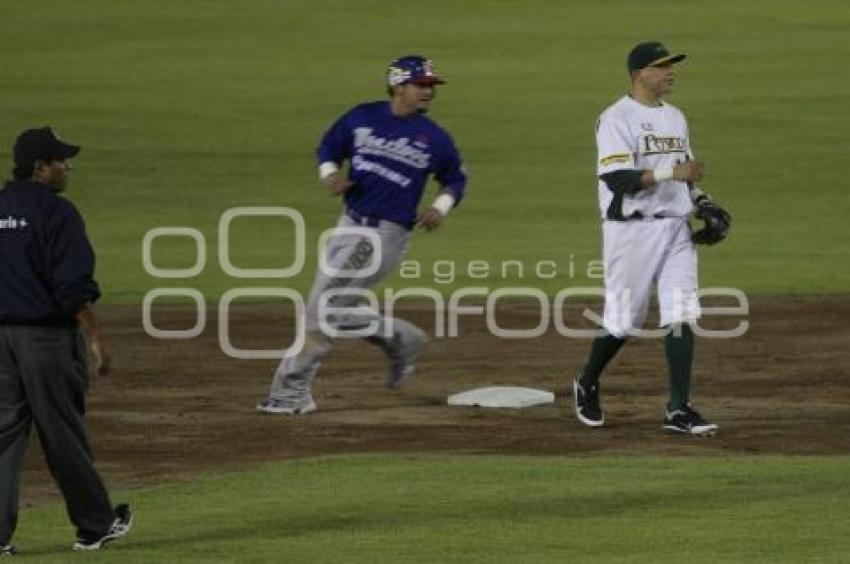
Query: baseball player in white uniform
572 41 730 436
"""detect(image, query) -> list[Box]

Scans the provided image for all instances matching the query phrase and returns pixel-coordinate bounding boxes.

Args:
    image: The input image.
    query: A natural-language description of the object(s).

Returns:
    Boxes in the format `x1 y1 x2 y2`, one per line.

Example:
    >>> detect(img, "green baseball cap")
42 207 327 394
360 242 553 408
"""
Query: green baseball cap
627 41 686 72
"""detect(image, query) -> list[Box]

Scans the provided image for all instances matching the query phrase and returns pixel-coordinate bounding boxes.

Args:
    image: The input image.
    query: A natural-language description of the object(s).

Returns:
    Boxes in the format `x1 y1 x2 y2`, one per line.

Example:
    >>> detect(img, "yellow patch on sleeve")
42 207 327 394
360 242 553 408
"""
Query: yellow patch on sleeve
599 153 632 166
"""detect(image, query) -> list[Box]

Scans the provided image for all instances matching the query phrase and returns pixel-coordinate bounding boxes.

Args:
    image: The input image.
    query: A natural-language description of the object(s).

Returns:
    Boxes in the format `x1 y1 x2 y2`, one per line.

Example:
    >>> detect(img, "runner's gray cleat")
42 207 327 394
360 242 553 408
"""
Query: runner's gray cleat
385 328 428 389
256 393 317 415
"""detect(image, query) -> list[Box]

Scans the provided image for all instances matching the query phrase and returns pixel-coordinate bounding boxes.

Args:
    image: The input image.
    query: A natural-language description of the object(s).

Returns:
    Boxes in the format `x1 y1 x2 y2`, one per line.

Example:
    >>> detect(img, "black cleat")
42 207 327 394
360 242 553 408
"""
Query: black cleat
663 404 718 436
573 371 604 427
1 544 18 557
72 503 133 551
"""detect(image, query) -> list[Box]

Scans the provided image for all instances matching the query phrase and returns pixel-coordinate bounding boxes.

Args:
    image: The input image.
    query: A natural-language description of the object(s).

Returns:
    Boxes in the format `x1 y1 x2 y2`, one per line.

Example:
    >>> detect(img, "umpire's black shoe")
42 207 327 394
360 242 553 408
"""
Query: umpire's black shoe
663 404 718 436
0 544 17 557
573 371 604 427
72 504 133 551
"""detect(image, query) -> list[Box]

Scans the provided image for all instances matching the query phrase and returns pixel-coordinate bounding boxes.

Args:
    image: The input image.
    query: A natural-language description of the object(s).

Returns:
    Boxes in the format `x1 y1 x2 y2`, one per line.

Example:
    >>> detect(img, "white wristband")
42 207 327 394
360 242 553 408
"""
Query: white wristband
318 161 339 181
431 193 456 216
653 167 674 183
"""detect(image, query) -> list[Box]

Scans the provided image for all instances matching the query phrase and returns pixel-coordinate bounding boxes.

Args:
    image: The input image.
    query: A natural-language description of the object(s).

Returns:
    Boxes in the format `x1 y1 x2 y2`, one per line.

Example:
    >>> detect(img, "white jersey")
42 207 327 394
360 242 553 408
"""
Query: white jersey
596 95 694 219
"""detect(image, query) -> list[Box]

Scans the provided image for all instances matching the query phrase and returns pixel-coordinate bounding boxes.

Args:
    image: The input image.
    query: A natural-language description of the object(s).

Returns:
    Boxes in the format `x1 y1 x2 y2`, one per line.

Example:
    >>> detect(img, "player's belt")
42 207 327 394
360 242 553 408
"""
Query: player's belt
345 209 382 228
346 209 414 231
616 211 679 221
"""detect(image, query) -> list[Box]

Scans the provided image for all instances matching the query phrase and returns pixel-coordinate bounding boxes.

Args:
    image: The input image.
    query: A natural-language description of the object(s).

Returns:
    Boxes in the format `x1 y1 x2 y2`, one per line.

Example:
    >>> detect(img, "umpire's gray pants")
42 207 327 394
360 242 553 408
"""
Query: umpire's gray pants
0 325 115 544
268 213 422 398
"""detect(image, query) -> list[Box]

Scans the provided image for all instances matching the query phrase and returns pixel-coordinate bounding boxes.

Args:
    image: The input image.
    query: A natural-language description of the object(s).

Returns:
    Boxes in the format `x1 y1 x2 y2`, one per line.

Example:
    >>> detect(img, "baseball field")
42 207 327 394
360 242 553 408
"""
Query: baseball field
3 0 850 561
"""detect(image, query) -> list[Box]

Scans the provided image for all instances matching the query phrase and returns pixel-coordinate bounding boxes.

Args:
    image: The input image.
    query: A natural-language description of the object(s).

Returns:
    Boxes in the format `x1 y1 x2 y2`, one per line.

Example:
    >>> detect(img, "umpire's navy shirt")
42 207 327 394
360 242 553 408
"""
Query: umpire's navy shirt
0 179 100 326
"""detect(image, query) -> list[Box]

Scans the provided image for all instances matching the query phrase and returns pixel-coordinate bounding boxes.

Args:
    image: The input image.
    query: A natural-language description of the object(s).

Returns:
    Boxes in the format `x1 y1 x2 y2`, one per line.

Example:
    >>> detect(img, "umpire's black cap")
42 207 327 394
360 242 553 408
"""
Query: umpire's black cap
627 42 686 72
14 127 80 166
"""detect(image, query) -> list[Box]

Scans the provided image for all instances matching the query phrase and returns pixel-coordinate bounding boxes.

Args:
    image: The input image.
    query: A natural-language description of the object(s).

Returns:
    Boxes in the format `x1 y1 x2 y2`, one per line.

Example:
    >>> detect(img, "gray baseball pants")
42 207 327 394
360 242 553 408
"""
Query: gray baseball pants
267 213 424 398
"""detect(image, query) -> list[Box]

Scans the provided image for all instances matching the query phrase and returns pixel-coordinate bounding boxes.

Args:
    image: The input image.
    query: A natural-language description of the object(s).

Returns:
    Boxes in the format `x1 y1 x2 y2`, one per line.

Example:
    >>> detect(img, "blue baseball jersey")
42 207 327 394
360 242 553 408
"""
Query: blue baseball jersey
317 101 467 226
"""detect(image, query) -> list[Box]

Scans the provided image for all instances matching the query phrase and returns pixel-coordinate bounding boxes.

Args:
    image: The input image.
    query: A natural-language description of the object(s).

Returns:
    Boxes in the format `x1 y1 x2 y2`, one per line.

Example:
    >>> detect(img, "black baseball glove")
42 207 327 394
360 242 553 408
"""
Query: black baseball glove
692 199 731 245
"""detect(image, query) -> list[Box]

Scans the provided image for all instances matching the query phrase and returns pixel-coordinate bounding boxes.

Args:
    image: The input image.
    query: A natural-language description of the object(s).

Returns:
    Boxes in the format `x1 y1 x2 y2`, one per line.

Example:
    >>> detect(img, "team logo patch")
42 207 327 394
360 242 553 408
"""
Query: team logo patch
388 67 411 86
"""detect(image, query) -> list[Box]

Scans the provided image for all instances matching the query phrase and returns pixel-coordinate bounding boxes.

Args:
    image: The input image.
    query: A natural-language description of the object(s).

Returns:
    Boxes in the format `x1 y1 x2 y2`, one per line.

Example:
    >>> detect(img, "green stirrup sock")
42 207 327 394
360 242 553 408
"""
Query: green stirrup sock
580 333 626 387
666 323 695 411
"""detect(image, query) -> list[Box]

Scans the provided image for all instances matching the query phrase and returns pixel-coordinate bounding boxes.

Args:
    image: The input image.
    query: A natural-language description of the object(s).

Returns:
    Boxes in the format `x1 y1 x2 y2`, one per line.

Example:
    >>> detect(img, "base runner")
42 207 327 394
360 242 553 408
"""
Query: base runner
257 55 467 415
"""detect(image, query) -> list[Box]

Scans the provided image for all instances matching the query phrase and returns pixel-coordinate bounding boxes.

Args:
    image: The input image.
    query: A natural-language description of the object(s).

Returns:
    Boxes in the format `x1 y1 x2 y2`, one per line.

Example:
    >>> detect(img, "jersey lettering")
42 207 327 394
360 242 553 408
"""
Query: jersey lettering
641 134 686 155
0 215 29 231
351 155 412 187
353 127 431 169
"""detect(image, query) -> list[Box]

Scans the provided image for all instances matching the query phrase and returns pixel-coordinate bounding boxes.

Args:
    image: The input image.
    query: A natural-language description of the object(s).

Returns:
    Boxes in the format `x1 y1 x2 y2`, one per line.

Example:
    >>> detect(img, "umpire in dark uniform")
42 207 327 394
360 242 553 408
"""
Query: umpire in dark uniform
0 127 132 555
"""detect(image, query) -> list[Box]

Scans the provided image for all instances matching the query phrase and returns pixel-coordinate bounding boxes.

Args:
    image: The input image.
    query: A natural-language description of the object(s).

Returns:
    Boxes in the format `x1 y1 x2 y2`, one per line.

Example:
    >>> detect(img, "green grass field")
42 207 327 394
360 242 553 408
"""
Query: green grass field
2 0 849 299
4 2 849 561
14 455 850 563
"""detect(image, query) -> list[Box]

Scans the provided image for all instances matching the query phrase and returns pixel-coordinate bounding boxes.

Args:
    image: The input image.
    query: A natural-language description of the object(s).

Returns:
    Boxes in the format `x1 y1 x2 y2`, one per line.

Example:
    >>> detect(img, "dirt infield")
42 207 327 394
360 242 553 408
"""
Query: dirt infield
19 295 850 505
